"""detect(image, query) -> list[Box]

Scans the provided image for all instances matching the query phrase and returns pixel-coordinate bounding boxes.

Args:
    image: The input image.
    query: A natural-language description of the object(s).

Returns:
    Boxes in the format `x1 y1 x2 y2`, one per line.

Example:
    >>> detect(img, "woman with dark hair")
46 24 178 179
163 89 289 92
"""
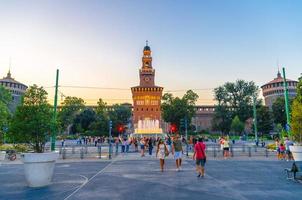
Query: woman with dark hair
156 139 169 172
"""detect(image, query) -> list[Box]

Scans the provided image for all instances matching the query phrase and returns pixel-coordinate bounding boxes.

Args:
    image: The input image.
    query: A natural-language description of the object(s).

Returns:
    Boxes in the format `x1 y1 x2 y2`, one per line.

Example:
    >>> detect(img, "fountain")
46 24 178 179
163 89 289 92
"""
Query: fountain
134 119 163 134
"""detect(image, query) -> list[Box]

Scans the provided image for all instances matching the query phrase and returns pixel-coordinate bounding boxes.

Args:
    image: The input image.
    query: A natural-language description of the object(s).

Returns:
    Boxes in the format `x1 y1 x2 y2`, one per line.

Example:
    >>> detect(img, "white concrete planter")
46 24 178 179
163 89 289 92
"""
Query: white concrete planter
289 145 302 161
21 152 59 187
0 151 6 161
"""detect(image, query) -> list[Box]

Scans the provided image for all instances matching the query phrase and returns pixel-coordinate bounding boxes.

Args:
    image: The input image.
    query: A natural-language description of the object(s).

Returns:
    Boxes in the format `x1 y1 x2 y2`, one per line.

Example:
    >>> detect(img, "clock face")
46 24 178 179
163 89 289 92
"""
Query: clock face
144 77 150 82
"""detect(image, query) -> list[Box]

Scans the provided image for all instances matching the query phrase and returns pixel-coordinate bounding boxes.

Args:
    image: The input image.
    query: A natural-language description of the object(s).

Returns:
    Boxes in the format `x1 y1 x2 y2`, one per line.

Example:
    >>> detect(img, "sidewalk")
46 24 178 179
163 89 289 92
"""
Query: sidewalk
0 151 301 200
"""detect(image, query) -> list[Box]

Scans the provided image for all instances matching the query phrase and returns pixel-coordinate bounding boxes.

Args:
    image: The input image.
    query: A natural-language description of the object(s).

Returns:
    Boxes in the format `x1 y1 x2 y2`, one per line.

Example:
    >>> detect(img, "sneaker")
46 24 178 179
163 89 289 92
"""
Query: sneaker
197 173 201 178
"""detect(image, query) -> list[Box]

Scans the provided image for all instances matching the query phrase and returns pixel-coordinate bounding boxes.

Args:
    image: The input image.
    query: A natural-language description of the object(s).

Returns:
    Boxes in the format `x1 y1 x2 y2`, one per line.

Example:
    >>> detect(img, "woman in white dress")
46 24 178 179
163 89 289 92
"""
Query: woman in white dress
156 139 168 172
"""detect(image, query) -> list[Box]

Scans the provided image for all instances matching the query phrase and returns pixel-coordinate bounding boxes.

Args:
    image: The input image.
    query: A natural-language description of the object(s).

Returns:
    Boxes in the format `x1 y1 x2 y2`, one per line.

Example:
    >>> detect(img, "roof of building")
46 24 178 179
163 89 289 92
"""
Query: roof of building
143 45 151 51
0 70 27 87
261 70 297 87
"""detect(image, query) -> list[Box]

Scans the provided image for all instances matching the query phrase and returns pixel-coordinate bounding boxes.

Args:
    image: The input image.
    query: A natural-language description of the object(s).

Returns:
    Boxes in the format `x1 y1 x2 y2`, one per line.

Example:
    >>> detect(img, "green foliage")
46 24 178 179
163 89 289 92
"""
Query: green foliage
108 104 131 135
291 100 302 143
230 115 245 135
291 75 302 143
73 108 96 133
9 85 53 153
272 97 293 127
0 85 12 144
256 105 273 135
58 96 85 132
212 80 258 134
161 90 198 129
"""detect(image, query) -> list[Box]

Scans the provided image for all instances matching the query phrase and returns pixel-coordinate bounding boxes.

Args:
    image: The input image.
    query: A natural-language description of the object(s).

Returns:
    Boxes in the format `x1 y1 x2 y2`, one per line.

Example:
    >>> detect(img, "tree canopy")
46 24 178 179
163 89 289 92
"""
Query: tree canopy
230 115 245 135
291 75 302 142
212 80 258 134
0 85 12 144
58 96 85 133
161 90 199 130
272 97 293 127
9 85 53 152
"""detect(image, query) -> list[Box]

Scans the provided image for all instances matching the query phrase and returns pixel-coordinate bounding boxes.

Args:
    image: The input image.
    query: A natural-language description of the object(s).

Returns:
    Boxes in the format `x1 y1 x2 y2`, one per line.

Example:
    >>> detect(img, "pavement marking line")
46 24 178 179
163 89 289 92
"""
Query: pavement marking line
63 161 114 200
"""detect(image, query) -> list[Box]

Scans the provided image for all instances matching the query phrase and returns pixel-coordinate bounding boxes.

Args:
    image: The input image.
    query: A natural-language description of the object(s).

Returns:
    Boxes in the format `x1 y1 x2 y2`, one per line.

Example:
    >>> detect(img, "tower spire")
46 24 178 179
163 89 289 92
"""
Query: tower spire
7 57 12 78
277 59 281 78
146 40 148 46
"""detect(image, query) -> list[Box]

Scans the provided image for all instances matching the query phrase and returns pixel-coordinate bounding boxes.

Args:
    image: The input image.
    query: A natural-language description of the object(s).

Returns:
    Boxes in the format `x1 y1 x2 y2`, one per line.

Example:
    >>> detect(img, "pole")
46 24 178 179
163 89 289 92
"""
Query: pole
51 69 59 151
282 67 291 137
185 116 189 156
109 120 112 159
253 95 258 145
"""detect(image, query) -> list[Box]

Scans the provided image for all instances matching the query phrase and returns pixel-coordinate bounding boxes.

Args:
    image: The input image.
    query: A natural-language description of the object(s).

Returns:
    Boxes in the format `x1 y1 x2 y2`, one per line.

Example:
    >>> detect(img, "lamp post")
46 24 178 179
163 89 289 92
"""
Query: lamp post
253 95 258 145
51 69 59 151
282 67 291 137
108 120 112 159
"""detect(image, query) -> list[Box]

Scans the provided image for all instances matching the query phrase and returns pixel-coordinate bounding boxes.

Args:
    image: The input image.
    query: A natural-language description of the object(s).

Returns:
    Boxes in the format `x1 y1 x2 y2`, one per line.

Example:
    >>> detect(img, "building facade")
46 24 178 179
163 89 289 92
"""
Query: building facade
0 70 28 111
192 105 215 131
261 70 297 108
131 43 163 129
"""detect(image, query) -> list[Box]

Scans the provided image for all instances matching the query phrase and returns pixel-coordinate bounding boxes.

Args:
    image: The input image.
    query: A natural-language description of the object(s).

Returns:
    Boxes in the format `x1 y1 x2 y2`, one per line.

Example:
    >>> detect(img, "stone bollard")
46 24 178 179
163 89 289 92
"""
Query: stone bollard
248 146 252 157
80 147 84 159
98 145 102 159
59 147 62 155
62 147 66 160
265 148 268 157
72 146 75 154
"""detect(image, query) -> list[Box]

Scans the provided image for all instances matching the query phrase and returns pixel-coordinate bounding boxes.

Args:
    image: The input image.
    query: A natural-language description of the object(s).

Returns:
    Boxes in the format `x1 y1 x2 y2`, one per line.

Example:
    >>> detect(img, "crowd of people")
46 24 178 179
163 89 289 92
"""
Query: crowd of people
275 136 294 161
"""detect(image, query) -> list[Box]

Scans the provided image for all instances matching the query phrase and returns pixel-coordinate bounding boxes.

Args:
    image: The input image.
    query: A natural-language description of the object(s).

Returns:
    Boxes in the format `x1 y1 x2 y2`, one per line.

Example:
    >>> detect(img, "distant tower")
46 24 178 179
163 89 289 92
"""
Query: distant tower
0 69 28 112
261 69 298 108
131 42 163 127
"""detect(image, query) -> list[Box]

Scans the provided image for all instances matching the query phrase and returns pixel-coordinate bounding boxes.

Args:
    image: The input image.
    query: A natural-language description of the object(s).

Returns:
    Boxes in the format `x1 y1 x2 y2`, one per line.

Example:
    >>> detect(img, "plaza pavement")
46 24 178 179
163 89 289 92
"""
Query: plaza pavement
0 152 301 200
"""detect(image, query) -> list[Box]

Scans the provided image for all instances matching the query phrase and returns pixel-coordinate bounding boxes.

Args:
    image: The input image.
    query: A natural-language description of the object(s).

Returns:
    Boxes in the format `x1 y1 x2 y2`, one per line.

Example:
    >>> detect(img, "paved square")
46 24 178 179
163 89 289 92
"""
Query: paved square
0 156 301 200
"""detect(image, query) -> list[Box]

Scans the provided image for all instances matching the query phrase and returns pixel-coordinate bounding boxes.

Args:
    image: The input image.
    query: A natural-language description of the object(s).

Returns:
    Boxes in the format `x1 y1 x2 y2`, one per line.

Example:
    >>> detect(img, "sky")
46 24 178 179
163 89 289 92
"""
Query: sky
0 0 301 105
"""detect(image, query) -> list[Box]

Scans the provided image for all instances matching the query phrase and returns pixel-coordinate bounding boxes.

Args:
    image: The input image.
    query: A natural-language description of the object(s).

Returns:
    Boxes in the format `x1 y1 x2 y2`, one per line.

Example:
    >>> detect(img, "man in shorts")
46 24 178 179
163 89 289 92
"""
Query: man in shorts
172 134 183 171
193 138 206 178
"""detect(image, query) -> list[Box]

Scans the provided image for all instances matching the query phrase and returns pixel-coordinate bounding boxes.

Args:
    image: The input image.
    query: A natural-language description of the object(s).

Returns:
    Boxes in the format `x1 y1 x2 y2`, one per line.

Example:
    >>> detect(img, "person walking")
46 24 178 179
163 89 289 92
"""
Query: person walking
156 139 169 172
172 134 183 171
148 138 153 156
223 137 230 159
193 138 206 178
140 137 146 157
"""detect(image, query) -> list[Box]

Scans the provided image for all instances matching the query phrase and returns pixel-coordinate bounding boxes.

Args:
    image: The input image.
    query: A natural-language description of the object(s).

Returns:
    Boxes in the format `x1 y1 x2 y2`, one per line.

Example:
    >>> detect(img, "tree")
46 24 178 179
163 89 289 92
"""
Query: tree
230 116 244 135
291 75 302 143
212 105 232 134
212 80 258 134
256 105 273 136
272 97 293 127
108 104 131 135
58 96 85 133
0 86 12 144
9 85 53 153
161 90 199 130
73 108 97 133
90 98 110 136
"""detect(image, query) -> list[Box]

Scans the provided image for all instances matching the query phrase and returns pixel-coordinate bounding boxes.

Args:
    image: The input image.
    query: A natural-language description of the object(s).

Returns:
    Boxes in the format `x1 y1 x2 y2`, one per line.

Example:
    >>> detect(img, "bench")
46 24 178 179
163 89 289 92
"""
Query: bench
285 161 302 181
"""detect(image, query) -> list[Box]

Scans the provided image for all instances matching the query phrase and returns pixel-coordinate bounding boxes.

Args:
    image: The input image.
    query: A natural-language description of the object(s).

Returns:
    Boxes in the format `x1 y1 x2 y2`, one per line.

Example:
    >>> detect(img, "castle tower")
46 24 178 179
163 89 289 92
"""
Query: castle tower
131 42 163 132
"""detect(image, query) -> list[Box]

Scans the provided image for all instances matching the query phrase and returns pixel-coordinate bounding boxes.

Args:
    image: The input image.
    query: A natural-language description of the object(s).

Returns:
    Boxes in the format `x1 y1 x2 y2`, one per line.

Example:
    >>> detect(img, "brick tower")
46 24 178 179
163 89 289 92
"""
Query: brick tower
131 42 163 130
